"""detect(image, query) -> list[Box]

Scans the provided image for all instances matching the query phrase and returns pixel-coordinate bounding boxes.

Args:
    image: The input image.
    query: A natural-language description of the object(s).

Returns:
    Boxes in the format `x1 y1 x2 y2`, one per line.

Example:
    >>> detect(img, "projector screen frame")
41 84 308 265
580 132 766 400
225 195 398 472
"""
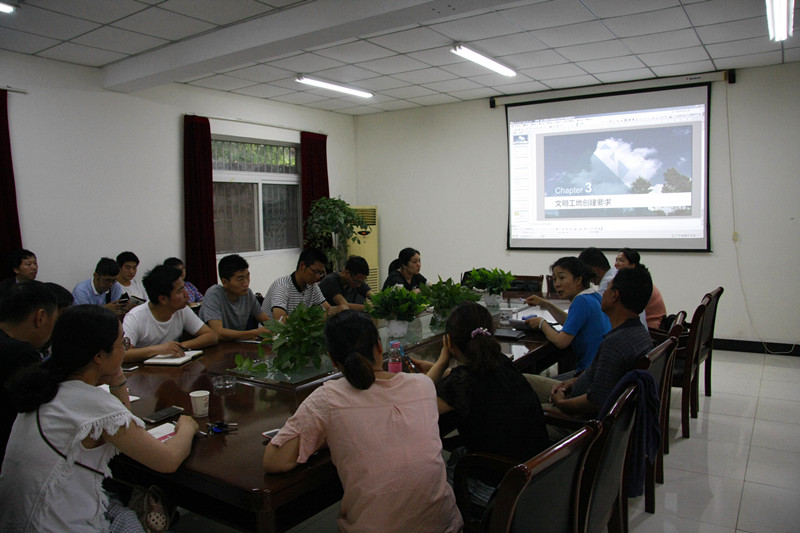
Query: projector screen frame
505 83 711 253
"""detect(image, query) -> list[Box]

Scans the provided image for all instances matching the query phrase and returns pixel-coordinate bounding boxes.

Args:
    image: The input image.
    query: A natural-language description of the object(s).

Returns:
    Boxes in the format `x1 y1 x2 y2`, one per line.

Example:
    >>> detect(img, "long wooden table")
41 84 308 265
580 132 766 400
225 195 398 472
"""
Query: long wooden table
111 317 560 532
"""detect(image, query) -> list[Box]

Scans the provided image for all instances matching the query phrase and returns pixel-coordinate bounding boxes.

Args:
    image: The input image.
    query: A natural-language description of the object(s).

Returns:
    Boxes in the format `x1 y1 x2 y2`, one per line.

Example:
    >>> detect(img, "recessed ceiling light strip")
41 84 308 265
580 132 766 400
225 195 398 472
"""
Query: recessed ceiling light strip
296 75 372 98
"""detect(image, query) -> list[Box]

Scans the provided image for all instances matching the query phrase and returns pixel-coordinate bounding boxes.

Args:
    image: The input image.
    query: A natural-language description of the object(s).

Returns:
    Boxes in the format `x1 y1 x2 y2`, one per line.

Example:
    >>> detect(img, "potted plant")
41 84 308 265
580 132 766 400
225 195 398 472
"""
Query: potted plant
366 286 429 338
420 276 481 324
259 303 328 373
465 267 515 306
304 196 367 271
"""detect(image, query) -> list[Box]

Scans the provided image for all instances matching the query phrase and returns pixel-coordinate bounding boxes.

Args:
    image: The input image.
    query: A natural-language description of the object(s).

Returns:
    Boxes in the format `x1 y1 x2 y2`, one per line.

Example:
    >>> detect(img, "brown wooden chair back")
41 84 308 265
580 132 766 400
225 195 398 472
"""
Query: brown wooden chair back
454 422 600 533
579 384 638 533
696 287 723 396
669 297 708 438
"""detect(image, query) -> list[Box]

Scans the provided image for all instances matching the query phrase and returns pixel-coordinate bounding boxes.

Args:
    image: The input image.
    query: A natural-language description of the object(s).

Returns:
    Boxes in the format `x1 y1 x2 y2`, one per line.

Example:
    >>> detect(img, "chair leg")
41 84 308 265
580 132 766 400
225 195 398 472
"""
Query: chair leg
664 387 672 455
690 369 699 419
645 462 656 513
656 446 664 484
704 353 712 397
681 386 691 438
608 493 626 533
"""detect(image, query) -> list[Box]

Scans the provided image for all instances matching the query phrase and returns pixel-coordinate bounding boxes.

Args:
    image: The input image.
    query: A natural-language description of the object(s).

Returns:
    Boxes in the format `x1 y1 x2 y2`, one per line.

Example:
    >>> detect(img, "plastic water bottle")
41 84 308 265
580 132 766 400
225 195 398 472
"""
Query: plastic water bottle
387 341 403 373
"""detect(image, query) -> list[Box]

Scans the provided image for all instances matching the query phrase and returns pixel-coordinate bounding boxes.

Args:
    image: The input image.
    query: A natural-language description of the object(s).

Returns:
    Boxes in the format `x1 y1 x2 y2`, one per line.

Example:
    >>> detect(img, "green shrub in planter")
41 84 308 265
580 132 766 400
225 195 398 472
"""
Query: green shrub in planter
465 267 515 295
420 277 481 322
366 286 429 322
259 303 327 373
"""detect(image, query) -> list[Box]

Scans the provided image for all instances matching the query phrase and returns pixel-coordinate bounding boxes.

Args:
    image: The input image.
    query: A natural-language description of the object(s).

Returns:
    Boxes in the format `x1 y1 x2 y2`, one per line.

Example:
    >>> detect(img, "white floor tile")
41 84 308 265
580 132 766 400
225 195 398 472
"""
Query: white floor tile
713 351 764 367
652 469 744 529
664 437 749 480
758 380 800 402
629 508 736 533
667 411 754 446
745 446 800 492
695 393 759 419
750 420 800 453
709 375 762 398
755 397 800 425
761 366 800 383
737 482 800 533
764 354 800 369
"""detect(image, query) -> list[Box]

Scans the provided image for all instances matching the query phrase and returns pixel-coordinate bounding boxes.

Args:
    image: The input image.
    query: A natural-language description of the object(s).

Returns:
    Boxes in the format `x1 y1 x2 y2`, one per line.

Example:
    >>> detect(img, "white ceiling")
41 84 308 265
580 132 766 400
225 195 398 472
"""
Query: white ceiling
1 0 798 115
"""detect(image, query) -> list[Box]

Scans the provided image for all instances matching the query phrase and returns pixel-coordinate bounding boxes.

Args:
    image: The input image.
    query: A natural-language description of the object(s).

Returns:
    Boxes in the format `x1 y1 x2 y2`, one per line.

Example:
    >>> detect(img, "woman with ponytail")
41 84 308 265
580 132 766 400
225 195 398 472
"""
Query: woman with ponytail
0 305 198 532
263 310 461 533
425 301 549 463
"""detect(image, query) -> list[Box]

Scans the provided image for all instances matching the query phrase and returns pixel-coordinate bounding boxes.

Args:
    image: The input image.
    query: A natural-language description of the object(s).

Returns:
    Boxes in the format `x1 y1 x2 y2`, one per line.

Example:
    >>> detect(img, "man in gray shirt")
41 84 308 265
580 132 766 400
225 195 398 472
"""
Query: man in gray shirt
199 254 269 341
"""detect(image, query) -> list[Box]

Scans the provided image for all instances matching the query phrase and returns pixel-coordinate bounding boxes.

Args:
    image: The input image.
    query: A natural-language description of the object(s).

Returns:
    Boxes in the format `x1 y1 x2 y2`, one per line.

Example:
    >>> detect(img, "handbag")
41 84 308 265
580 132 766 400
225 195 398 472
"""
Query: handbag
127 485 175 533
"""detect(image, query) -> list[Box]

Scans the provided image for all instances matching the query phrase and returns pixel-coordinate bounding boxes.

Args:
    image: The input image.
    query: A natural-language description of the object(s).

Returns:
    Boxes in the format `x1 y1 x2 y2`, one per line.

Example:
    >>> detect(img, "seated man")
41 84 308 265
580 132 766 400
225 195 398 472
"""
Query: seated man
199 254 269 341
0 281 57 468
116 251 148 303
318 255 373 311
71 257 126 314
578 247 617 296
0 249 38 296
525 265 655 417
261 248 344 322
163 257 203 305
123 265 218 362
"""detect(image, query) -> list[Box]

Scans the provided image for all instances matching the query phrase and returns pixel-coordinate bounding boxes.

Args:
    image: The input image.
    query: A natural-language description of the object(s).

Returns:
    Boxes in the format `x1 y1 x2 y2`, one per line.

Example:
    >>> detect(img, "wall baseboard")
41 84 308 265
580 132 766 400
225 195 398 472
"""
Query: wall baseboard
715 338 799 356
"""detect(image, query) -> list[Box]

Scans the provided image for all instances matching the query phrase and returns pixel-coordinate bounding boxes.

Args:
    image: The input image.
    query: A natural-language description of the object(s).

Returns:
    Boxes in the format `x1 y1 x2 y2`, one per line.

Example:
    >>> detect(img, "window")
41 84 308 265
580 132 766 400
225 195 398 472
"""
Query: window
211 139 301 254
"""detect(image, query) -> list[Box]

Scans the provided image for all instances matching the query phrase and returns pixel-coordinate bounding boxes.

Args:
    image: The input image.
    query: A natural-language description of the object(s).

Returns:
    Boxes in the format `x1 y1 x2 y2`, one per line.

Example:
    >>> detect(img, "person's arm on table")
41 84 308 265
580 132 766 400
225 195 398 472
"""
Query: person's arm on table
181 323 218 350
263 435 301 473
332 293 366 312
124 341 187 362
526 317 575 349
106 415 199 473
525 295 568 324
206 318 267 341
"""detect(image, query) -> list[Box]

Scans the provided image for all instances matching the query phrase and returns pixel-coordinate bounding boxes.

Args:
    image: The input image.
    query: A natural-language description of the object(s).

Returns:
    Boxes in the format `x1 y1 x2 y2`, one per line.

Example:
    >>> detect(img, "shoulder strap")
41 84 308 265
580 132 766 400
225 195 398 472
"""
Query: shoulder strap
37 407 105 477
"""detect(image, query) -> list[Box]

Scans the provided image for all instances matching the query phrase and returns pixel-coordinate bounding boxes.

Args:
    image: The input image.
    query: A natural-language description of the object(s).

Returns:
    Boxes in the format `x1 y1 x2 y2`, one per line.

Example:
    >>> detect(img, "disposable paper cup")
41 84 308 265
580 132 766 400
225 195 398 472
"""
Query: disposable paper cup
189 390 210 417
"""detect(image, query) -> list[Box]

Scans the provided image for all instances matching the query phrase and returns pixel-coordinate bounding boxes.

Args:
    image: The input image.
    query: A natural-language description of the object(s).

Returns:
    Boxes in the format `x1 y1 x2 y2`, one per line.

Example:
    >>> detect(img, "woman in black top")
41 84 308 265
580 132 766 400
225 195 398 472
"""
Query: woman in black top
424 301 549 462
382 247 427 292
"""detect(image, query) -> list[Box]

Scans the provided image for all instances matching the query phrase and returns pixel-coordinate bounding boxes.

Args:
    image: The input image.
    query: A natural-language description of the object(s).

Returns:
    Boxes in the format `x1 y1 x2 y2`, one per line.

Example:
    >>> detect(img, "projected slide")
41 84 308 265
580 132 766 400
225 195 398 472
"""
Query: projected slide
507 85 709 251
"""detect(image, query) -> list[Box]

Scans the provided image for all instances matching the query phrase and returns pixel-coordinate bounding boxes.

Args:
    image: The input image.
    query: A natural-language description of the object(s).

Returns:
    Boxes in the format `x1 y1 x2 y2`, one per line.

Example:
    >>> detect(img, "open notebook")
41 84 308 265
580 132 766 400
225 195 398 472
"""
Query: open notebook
143 350 203 366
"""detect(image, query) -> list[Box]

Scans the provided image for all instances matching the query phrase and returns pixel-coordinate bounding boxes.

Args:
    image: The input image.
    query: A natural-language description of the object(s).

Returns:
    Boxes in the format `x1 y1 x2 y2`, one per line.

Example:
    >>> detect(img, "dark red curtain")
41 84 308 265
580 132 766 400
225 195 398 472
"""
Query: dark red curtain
0 90 23 279
183 115 217 293
300 131 330 242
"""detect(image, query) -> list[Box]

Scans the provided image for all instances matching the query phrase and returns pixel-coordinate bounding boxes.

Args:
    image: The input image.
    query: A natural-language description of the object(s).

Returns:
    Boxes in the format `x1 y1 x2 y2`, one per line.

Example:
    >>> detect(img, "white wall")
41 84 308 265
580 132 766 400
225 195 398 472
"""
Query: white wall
355 62 800 344
2 50 358 293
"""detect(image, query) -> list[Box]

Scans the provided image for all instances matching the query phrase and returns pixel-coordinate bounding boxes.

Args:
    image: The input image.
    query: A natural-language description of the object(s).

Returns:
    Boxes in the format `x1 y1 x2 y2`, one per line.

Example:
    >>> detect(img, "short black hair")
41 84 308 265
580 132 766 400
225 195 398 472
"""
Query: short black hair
0 280 57 323
578 247 611 271
218 254 249 280
95 257 120 277
344 256 369 277
10 249 35 269
44 282 74 310
297 248 327 270
143 264 182 302
116 251 140 267
163 257 184 269
610 265 653 314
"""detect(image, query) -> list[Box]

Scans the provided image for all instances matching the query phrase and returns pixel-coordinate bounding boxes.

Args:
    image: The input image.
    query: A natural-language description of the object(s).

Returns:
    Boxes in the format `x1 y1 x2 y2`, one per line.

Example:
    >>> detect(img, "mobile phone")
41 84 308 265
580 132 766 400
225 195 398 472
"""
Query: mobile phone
262 429 280 442
143 405 184 424
119 294 130 303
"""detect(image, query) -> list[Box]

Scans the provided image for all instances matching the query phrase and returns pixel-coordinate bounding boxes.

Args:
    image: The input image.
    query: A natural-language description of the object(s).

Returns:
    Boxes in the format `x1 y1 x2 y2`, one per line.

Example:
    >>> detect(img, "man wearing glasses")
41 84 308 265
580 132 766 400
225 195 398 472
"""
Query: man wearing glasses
261 248 345 323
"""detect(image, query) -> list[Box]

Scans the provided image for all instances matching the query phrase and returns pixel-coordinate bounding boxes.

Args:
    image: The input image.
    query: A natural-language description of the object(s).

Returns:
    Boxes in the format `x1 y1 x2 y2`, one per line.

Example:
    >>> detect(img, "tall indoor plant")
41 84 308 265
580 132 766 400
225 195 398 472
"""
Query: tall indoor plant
304 196 367 271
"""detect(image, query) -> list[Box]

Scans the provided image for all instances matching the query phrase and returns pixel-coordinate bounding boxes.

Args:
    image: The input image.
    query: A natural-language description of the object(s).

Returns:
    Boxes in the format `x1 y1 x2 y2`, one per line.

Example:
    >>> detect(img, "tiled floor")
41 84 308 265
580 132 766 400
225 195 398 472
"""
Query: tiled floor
175 350 800 533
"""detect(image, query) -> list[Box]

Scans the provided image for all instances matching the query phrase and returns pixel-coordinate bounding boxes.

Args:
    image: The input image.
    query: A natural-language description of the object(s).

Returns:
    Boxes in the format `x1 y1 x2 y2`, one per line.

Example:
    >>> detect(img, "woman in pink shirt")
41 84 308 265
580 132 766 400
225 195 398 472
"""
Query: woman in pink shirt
263 310 462 533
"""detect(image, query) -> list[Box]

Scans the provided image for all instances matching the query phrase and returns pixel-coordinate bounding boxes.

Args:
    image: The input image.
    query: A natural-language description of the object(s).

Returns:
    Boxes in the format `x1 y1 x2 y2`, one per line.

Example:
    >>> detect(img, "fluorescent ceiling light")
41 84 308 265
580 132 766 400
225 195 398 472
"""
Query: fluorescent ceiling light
451 43 516 77
765 0 795 41
0 3 15 14
296 75 372 98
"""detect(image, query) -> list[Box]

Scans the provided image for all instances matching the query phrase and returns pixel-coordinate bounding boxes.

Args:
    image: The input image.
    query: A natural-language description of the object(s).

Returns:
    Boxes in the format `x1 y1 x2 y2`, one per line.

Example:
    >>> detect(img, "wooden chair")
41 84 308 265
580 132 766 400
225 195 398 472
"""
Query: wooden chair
696 287 724 401
545 274 557 298
655 297 708 438
454 422 600 533
633 331 681 514
578 384 639 533
508 274 544 294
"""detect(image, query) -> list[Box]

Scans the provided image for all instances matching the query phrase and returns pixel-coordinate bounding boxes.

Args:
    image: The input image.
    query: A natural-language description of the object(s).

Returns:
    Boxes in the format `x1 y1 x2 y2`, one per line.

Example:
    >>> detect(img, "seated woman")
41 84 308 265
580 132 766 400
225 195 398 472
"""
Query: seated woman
424 301 550 463
524 257 611 372
615 248 666 329
382 247 427 292
262 310 462 533
163 257 203 304
0 305 198 532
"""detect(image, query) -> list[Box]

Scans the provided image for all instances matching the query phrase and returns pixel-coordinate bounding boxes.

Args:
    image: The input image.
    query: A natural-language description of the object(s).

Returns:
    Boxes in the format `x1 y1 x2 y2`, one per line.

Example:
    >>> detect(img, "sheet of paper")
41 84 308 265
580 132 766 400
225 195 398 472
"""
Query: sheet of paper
98 383 140 402
143 350 203 365
148 422 176 442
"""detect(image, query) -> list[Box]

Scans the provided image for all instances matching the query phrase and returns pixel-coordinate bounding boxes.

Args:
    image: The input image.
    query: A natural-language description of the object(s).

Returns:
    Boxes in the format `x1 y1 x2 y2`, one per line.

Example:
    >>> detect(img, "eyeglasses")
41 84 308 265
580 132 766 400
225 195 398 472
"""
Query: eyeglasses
309 267 326 278
122 337 131 351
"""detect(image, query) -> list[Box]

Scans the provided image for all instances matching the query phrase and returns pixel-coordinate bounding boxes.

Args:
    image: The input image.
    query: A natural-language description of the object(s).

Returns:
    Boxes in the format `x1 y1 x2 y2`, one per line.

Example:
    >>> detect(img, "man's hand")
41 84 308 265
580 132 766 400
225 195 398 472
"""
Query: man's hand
105 300 126 314
154 341 186 357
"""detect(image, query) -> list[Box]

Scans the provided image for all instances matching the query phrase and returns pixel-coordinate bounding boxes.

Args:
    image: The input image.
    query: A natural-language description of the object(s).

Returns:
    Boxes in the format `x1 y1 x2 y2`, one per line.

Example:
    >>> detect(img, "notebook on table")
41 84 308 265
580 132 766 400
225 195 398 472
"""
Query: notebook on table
143 350 203 366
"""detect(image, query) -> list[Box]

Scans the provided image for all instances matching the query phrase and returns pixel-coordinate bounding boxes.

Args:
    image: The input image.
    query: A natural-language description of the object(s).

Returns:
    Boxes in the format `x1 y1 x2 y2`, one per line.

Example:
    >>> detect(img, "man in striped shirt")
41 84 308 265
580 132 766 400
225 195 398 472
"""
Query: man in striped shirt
525 265 654 417
261 249 346 322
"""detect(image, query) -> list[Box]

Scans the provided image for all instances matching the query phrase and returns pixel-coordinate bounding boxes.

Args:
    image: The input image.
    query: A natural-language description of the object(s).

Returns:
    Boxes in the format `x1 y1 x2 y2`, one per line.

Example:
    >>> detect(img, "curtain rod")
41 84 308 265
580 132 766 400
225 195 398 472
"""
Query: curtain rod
3 86 27 95
196 114 326 135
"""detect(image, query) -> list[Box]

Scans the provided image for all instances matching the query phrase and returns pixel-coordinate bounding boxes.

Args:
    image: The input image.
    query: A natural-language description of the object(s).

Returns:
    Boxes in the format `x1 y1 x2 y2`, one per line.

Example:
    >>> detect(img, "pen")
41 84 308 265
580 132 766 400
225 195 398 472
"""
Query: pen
124 365 139 372
521 314 537 320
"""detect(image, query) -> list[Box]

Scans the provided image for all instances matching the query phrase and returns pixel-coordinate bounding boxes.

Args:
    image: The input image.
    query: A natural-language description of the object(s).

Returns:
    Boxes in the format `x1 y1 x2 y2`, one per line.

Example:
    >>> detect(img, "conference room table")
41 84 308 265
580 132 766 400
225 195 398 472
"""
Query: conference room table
111 309 562 532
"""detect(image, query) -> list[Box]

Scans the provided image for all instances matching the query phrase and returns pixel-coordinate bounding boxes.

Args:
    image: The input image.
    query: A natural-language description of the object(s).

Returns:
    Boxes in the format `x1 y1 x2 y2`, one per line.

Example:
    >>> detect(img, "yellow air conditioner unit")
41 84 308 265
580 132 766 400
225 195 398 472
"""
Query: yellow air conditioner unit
347 206 379 290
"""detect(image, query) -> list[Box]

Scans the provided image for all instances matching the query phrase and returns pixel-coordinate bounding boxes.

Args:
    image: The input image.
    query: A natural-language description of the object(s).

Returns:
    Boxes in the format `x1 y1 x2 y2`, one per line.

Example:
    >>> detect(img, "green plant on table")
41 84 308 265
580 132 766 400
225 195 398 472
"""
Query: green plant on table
366 286 429 322
465 267 515 295
232 353 269 375
304 196 367 271
420 276 481 322
259 303 327 373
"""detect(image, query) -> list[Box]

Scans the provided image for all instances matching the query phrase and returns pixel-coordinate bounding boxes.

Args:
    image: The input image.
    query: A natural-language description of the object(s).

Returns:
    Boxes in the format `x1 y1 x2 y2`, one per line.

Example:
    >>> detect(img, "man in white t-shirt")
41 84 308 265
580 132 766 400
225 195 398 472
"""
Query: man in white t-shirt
115 251 148 304
123 265 218 362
